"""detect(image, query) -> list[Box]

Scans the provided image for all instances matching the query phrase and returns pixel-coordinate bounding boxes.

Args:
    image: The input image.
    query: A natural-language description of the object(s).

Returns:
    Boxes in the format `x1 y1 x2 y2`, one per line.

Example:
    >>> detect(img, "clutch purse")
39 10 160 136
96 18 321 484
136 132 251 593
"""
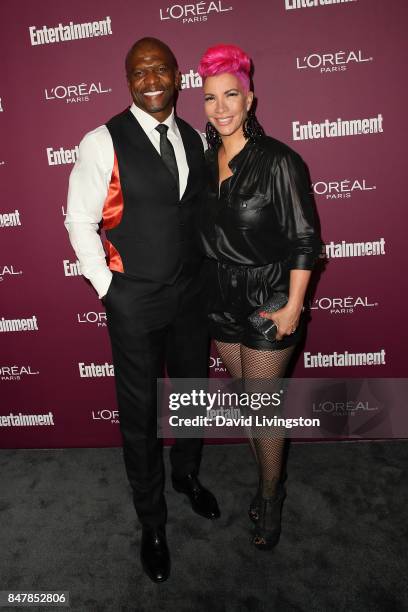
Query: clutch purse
247 292 288 341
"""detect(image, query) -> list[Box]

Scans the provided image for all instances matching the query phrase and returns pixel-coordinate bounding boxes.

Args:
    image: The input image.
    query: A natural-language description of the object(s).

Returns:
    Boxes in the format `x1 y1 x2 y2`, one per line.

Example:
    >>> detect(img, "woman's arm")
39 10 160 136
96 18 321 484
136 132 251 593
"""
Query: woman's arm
261 269 311 340
261 150 321 340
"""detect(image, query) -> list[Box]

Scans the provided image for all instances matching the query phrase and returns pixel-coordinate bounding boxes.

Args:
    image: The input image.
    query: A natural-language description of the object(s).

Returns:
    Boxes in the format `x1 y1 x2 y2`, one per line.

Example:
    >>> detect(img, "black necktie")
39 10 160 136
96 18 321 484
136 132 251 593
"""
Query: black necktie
155 124 179 191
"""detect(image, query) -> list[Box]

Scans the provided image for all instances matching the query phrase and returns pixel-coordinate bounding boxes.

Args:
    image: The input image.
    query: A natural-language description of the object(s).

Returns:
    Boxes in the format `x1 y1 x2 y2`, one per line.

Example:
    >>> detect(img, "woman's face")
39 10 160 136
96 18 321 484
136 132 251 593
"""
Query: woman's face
203 72 253 139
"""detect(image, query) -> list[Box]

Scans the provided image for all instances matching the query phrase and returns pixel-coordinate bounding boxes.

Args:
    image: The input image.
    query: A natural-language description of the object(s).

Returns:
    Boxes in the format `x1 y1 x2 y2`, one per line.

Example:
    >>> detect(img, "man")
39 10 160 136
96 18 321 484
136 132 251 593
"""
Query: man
65 37 219 583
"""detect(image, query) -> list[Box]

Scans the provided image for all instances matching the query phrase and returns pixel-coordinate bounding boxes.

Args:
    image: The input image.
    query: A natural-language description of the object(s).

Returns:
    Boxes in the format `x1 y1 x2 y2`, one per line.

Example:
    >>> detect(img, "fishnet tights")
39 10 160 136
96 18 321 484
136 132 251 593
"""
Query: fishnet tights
215 340 294 498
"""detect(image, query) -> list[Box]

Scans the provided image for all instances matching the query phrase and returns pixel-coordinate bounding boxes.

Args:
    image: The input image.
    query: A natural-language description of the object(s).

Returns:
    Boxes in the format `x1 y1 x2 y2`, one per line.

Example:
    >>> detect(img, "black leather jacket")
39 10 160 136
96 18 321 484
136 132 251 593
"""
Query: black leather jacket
199 135 321 269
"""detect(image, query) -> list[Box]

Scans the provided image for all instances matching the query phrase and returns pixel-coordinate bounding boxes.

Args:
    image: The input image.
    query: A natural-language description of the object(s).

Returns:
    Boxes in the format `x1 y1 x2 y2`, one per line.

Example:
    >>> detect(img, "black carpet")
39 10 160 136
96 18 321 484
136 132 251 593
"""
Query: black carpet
0 440 407 612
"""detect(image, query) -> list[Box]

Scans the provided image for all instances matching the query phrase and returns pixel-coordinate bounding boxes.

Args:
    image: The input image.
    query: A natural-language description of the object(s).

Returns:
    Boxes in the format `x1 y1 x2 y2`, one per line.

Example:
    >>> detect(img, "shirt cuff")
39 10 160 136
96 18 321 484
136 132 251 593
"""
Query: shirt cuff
288 251 319 270
90 267 113 299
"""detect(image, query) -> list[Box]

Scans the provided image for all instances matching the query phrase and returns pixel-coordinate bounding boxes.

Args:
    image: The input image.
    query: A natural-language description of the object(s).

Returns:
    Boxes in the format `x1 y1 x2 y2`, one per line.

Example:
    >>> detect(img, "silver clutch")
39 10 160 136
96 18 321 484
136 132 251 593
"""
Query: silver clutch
247 292 288 341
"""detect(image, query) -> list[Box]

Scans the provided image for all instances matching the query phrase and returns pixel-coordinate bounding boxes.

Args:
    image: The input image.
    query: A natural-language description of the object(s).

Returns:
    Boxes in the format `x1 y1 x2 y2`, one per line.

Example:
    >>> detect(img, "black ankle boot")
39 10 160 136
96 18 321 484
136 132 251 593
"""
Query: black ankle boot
251 484 286 550
248 481 262 523
248 472 287 524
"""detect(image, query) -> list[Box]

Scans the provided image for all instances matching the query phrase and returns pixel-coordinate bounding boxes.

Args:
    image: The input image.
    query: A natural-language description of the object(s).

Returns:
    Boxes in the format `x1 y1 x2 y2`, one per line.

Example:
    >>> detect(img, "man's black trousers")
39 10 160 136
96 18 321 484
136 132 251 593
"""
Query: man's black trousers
104 270 209 527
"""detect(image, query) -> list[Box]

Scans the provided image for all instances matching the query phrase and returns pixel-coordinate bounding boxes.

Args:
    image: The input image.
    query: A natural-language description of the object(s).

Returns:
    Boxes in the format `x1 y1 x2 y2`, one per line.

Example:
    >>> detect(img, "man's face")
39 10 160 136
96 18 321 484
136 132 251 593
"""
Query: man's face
127 43 180 121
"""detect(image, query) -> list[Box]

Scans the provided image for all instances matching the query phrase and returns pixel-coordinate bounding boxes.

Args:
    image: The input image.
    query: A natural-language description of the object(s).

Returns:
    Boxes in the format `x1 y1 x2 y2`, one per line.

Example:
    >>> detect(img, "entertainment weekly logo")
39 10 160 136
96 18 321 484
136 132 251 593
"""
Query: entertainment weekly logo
321 238 385 259
312 178 376 200
304 349 386 368
29 16 112 46
159 1 233 24
293 114 383 140
308 296 378 315
44 82 112 104
47 146 79 166
0 412 55 427
79 362 114 378
63 259 81 276
0 265 23 282
0 210 22 228
0 316 39 333
181 70 202 89
285 0 357 10
296 50 373 73
1 365 40 382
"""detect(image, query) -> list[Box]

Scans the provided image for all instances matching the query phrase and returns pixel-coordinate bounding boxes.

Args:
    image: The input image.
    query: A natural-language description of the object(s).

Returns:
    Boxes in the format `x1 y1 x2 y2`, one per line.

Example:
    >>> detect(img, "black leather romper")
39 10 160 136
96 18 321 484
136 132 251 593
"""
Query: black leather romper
199 135 321 351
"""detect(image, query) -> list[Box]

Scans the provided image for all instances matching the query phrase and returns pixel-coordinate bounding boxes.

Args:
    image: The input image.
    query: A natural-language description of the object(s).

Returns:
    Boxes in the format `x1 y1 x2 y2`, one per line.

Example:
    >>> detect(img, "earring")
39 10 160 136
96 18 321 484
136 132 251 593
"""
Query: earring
243 111 265 140
205 121 222 148
242 112 252 139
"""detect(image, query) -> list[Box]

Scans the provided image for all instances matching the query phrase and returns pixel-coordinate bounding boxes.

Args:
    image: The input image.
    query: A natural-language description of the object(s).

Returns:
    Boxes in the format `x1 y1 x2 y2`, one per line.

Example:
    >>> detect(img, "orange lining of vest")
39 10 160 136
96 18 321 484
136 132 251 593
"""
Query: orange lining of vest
104 240 124 273
102 153 124 272
102 153 124 230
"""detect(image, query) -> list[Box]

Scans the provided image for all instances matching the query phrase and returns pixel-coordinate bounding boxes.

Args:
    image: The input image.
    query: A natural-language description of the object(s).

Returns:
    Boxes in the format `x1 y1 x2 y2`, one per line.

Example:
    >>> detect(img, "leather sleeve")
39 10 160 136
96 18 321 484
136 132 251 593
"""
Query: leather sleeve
273 152 322 270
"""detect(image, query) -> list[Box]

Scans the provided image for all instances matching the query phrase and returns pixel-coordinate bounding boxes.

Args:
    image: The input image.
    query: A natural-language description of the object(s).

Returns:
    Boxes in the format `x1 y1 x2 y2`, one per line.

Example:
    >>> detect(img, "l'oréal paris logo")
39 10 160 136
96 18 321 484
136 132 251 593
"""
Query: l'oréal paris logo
209 356 227 373
312 178 376 199
159 1 233 24
0 265 23 282
308 296 378 315
77 312 107 327
312 400 378 415
44 82 112 104
296 50 373 73
92 409 119 424
1 365 40 382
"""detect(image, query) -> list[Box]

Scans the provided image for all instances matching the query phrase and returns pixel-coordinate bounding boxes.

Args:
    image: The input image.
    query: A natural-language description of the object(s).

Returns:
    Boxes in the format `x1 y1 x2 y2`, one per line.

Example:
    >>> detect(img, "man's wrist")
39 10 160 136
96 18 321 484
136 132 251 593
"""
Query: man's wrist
92 269 113 299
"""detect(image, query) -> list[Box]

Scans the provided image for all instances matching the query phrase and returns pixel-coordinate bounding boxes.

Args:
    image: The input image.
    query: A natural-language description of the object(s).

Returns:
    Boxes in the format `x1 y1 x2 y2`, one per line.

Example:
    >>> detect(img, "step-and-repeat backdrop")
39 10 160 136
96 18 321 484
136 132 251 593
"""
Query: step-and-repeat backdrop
1 0 407 448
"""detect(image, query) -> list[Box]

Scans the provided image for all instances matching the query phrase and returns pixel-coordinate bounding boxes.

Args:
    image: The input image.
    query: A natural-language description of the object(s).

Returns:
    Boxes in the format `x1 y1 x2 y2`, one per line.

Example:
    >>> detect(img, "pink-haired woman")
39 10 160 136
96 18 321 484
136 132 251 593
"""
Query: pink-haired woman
197 44 321 549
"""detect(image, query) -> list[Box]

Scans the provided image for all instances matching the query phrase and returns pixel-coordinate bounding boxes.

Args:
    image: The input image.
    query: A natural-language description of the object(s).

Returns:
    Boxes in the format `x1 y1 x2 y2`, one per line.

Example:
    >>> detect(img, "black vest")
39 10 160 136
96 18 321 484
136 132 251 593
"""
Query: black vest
105 109 205 282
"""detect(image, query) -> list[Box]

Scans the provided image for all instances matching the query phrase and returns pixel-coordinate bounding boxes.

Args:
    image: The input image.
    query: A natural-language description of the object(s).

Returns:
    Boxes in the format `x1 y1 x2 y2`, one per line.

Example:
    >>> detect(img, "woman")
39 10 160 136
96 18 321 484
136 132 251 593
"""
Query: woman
197 44 321 549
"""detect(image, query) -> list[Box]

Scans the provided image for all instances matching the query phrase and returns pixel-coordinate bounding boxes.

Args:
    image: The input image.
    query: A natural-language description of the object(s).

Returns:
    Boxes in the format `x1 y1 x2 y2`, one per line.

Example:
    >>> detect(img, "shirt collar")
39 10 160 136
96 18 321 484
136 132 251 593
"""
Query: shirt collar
130 103 178 138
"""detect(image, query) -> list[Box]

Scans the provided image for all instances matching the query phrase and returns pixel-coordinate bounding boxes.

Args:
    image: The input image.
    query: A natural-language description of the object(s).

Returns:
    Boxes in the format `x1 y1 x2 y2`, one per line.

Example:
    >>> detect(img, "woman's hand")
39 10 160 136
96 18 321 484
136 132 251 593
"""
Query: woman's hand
260 303 302 341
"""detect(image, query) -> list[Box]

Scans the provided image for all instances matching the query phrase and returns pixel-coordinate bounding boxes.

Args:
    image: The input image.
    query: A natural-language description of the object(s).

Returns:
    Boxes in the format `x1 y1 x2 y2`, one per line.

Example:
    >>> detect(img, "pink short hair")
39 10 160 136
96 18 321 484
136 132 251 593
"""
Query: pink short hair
198 44 251 91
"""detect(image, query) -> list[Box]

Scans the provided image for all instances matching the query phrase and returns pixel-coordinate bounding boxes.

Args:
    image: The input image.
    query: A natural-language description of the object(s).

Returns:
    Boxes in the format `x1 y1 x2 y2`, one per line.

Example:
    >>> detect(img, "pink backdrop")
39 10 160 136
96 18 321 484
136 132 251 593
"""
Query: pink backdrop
1 0 407 448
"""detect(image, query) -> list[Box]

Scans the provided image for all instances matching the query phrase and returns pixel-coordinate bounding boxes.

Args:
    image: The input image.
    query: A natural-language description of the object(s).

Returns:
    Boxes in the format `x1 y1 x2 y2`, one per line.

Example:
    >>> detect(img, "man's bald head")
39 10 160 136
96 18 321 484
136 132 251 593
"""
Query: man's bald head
125 37 178 78
125 37 181 122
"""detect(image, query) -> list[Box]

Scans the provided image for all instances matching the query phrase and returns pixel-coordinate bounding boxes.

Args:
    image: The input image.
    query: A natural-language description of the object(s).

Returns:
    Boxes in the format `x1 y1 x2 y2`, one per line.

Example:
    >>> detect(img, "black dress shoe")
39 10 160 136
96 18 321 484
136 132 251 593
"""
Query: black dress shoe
140 526 170 583
172 473 220 520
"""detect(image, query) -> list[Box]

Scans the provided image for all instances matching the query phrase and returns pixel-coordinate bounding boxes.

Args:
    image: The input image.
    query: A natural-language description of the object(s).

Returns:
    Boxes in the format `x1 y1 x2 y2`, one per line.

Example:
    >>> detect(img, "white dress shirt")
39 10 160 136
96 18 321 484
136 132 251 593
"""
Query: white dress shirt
65 103 205 298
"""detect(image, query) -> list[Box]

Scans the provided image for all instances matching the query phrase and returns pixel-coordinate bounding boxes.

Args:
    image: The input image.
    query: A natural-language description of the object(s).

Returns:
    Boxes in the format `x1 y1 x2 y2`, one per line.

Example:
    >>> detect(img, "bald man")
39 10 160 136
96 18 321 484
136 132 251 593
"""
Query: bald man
66 38 219 583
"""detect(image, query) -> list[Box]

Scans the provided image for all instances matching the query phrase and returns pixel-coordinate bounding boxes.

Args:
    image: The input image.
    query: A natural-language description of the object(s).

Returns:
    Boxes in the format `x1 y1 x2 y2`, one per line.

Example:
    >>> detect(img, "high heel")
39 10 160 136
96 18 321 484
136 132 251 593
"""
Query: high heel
248 483 262 523
251 484 286 550
248 472 287 524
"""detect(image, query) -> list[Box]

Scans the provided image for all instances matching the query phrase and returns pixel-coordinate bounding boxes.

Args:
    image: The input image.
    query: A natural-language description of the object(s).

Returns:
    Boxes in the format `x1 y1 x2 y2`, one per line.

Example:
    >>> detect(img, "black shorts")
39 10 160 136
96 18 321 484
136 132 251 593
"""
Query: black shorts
202 259 305 351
